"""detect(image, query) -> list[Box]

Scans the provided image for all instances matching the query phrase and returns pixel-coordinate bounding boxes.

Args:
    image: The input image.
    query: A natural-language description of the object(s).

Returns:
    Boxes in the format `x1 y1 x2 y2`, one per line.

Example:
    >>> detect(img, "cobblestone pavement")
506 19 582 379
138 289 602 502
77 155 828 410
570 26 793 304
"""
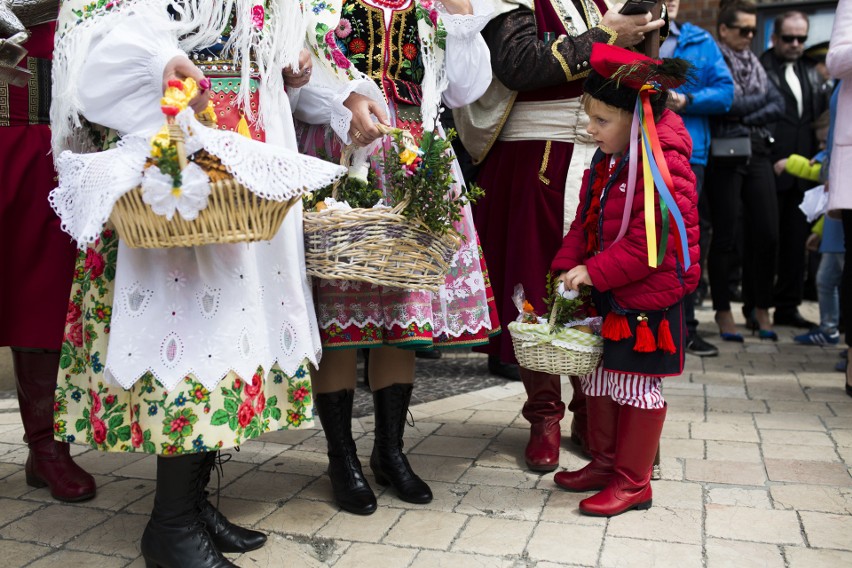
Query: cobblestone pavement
2 302 852 567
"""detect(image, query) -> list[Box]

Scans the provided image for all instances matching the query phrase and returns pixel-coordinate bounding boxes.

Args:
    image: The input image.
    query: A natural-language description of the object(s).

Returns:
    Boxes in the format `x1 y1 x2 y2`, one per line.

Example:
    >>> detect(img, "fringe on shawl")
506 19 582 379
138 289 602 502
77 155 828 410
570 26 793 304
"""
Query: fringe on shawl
52 0 305 154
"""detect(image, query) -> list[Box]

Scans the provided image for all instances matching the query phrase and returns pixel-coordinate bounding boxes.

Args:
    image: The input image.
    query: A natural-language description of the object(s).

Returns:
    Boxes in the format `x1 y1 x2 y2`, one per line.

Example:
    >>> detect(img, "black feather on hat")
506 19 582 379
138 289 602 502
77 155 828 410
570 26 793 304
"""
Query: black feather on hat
583 44 692 118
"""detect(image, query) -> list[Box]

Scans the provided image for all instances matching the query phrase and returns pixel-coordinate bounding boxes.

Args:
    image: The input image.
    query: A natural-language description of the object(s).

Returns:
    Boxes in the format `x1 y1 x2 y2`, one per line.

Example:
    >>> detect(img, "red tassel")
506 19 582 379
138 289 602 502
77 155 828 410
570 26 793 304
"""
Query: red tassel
601 312 632 341
633 316 656 353
656 318 676 354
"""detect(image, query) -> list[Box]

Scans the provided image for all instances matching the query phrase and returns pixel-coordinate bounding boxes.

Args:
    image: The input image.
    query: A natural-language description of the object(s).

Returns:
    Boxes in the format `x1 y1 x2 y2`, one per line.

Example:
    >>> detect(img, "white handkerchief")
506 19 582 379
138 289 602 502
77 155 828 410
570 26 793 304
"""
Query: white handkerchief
799 185 828 222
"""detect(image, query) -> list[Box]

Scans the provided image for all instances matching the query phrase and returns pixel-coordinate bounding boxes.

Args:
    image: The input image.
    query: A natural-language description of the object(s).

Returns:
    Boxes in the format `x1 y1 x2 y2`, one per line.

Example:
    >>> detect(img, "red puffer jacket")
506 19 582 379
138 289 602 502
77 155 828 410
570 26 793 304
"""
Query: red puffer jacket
551 109 700 311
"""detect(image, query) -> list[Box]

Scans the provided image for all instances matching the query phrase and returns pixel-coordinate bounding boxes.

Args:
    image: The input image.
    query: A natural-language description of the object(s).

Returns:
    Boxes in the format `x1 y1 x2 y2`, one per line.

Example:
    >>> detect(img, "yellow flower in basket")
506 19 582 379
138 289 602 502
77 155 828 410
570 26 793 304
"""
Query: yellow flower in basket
398 148 418 166
150 125 171 158
161 77 198 116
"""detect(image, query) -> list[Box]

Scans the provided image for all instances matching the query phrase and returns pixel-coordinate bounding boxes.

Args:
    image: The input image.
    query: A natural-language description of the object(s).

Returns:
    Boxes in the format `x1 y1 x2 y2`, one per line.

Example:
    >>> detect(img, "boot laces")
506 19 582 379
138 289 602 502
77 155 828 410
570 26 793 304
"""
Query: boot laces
211 451 233 511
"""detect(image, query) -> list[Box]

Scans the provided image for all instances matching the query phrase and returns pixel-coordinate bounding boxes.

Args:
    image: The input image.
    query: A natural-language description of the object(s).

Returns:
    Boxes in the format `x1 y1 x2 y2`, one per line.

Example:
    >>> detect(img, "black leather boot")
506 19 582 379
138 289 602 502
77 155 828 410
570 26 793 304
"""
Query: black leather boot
370 383 432 504
315 390 377 515
140 453 236 568
198 452 267 553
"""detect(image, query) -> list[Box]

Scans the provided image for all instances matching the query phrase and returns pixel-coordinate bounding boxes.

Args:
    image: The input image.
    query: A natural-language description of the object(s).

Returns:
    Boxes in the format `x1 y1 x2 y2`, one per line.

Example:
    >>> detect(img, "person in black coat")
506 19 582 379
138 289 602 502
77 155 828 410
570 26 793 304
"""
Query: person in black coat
759 10 830 329
708 0 785 342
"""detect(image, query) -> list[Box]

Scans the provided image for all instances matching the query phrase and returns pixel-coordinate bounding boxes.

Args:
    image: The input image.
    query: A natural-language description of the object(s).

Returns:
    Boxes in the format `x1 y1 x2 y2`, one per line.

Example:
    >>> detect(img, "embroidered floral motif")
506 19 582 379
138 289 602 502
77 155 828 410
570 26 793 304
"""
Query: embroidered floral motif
70 0 125 24
251 4 266 30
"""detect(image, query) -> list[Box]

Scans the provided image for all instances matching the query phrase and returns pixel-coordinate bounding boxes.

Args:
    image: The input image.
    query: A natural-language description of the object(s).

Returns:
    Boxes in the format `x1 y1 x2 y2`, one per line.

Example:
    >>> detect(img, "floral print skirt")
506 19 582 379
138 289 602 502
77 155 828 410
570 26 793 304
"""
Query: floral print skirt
54 230 314 455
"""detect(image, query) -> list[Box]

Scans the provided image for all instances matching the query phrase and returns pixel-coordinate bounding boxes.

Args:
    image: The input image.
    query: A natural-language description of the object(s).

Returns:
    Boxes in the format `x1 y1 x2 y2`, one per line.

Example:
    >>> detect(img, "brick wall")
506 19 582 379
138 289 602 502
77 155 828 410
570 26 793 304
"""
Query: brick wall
679 0 721 35
677 0 831 39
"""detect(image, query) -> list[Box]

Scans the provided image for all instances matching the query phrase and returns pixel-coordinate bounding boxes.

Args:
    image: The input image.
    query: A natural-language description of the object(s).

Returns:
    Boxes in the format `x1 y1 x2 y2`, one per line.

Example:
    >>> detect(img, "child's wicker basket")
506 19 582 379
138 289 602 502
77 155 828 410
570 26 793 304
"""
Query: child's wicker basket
303 127 459 292
110 122 300 249
508 304 603 376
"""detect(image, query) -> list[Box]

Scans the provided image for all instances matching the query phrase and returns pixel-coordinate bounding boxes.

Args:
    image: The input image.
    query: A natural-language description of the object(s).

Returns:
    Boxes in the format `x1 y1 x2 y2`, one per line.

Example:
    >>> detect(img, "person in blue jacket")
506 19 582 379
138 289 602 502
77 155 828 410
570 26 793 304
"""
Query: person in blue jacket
661 0 735 357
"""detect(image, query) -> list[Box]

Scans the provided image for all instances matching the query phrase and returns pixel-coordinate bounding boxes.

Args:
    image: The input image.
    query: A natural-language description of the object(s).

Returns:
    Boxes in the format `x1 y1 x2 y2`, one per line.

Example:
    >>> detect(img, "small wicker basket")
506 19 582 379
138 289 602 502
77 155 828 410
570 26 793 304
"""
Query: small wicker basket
303 127 459 292
508 304 603 376
111 123 300 249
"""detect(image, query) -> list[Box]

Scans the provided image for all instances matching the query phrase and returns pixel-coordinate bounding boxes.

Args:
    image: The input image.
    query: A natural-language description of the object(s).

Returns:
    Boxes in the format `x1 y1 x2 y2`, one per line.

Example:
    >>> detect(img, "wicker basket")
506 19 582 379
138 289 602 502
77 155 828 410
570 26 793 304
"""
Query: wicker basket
111 123 300 249
303 127 459 292
508 304 603 376
304 198 458 291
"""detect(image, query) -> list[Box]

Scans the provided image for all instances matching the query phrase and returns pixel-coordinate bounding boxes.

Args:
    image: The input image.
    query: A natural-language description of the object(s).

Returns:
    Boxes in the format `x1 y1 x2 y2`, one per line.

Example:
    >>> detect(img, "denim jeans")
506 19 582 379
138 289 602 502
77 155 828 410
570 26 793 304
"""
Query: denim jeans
817 252 844 334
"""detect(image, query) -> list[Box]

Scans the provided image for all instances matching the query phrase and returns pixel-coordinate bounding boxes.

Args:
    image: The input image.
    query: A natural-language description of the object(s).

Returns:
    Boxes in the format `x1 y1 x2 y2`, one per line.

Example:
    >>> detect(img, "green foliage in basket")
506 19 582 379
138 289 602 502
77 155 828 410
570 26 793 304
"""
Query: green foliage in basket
302 128 483 237
302 161 382 211
384 128 484 236
543 273 594 332
149 143 183 188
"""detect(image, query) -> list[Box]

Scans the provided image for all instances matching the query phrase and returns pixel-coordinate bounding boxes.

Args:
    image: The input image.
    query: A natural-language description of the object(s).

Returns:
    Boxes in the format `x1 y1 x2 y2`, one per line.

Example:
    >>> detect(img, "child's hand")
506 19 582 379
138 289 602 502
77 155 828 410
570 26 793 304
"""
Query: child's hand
773 158 788 176
561 266 592 291
806 233 821 252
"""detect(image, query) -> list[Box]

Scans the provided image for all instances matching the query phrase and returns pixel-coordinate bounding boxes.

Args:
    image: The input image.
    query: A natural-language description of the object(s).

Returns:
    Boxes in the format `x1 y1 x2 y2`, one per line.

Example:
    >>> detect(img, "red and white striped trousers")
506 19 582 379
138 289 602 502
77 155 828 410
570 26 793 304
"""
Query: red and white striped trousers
579 367 665 409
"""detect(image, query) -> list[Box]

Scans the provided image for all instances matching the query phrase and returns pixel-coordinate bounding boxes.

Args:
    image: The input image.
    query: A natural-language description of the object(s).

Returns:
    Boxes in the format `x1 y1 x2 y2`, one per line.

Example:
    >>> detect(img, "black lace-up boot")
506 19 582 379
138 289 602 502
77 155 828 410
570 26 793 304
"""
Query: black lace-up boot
315 389 377 515
140 453 237 568
370 383 432 504
198 452 267 553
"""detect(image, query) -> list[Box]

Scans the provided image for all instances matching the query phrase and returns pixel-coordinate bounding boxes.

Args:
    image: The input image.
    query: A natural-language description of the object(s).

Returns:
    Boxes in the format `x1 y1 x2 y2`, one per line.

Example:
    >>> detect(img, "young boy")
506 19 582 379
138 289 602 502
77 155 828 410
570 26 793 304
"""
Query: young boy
551 44 700 517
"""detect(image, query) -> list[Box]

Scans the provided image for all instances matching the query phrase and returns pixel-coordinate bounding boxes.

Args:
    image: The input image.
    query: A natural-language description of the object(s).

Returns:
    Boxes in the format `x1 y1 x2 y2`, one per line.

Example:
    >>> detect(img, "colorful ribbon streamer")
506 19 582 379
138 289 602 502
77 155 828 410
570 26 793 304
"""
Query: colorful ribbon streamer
614 86 690 272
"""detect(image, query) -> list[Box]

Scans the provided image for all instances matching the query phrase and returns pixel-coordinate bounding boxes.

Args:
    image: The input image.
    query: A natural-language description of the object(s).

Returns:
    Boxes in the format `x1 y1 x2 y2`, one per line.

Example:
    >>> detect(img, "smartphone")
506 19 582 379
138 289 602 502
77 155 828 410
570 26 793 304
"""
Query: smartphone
619 0 658 16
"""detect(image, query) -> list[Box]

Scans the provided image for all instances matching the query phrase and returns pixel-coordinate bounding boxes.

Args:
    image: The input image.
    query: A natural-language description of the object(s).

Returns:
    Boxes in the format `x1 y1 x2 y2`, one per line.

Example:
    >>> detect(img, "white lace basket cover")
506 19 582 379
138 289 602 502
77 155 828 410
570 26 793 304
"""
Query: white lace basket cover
49 110 346 391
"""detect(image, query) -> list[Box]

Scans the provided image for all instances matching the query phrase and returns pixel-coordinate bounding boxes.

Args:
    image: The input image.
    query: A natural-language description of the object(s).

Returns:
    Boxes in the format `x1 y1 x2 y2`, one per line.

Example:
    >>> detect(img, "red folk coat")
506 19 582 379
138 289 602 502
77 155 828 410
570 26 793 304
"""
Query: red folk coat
551 109 700 311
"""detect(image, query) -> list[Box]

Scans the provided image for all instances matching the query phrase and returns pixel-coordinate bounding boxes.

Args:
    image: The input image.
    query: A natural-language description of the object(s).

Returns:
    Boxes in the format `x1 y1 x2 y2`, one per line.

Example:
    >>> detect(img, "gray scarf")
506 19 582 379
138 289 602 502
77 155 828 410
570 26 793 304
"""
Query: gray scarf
718 42 767 98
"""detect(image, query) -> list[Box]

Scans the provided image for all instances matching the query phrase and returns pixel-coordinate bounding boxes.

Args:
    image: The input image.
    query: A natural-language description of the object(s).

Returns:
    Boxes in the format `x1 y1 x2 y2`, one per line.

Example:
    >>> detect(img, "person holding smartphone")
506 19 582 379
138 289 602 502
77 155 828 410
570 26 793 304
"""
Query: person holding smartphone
454 1 664 473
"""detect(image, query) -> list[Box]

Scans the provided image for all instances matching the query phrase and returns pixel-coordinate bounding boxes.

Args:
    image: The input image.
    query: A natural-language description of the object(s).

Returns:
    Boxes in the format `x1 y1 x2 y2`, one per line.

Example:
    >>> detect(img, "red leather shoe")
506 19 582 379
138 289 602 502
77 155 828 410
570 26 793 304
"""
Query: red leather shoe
13 349 96 502
579 403 666 517
521 369 564 472
26 442 97 502
525 418 561 472
554 395 618 492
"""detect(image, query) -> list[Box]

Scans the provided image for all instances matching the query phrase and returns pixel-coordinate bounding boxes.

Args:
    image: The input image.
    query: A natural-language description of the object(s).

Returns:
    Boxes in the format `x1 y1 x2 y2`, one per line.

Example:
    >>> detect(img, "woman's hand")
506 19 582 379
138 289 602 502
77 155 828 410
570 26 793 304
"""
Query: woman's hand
666 91 688 112
283 49 313 89
163 55 211 113
560 266 593 291
441 0 473 16
343 92 390 147
600 5 665 49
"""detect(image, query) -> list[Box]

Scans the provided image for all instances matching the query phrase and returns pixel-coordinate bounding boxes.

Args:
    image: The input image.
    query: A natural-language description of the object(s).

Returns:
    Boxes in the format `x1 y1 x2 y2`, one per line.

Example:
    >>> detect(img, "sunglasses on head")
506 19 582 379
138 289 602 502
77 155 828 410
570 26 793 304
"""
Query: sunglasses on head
727 24 757 37
780 34 808 44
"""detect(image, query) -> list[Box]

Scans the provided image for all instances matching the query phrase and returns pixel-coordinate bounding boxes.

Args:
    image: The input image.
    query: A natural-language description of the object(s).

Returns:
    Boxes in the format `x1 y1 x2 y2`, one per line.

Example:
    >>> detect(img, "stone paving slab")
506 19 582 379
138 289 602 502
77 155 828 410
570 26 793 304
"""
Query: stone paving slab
0 302 851 566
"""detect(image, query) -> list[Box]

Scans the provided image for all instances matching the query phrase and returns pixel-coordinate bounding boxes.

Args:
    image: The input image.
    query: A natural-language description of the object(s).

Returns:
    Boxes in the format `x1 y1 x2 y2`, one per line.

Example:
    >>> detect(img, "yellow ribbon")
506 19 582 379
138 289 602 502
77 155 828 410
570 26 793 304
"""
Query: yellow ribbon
641 111 657 268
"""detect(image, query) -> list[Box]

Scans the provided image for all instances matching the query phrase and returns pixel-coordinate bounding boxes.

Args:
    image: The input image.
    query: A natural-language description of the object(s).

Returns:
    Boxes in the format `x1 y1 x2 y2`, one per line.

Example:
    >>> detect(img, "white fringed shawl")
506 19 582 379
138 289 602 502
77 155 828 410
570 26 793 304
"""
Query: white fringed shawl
52 0 306 154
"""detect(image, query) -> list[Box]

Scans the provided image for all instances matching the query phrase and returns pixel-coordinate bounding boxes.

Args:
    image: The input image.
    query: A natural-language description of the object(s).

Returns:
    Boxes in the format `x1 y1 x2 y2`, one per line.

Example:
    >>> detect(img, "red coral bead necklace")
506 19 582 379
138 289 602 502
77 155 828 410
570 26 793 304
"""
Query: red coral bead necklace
362 0 413 11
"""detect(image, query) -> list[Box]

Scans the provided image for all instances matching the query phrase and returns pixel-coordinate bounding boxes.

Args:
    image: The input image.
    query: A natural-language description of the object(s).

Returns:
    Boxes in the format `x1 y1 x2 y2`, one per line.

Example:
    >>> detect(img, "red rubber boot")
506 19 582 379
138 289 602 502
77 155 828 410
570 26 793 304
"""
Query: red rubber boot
579 403 666 517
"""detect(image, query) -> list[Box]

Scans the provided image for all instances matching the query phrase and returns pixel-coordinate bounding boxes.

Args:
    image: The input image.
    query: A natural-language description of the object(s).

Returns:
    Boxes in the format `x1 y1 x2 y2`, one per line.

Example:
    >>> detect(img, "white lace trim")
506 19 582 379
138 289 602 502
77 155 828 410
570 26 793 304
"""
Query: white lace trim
320 315 492 340
328 80 386 145
439 0 492 39
49 137 149 248
103 349 318 392
178 111 345 199
50 110 345 247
